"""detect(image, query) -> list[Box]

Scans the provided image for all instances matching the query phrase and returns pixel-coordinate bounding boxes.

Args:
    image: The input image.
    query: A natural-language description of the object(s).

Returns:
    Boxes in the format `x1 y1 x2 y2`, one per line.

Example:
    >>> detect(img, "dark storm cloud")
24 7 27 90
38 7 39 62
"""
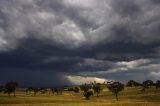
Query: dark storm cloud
110 0 141 17
1 70 70 87
151 0 160 4
0 0 160 86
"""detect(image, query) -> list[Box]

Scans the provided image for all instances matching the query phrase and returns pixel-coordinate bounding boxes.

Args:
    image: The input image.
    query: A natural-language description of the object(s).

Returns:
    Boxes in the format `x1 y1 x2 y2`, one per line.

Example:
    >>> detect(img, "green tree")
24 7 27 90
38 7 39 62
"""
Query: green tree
80 84 93 99
80 84 91 92
0 85 4 93
126 80 141 87
83 91 93 100
4 82 18 97
142 80 154 92
155 80 160 93
107 81 124 101
74 87 80 93
93 83 102 96
51 88 63 95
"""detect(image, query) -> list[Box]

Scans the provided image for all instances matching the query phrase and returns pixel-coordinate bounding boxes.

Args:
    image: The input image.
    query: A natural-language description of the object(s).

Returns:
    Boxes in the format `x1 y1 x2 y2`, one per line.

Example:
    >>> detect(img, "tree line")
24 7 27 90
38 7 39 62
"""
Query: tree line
0 80 160 101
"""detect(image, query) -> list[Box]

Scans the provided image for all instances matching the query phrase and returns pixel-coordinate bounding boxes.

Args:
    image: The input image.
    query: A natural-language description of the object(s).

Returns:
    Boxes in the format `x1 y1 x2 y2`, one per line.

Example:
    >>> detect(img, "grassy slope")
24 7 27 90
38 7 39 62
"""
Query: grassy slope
0 87 160 106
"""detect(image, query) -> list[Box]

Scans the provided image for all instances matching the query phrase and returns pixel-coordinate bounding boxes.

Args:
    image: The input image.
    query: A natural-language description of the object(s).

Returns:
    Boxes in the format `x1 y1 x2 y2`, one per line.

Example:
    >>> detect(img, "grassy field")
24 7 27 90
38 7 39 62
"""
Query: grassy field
0 87 160 106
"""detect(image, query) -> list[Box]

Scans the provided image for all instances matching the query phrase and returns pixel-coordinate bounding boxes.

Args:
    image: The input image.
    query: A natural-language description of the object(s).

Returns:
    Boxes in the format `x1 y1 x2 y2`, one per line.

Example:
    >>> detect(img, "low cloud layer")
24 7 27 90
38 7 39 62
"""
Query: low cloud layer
0 0 160 86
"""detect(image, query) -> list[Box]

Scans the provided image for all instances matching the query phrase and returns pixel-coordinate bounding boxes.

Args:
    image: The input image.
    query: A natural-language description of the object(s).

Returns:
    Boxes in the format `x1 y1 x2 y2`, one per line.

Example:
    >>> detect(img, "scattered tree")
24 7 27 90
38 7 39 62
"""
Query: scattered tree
26 87 46 95
80 84 93 99
80 84 91 92
33 88 42 95
142 80 154 92
40 88 48 94
51 88 63 95
0 85 4 93
107 81 124 101
4 82 18 97
74 87 80 93
83 91 93 100
155 80 160 93
93 83 102 96
26 87 34 94
126 80 141 87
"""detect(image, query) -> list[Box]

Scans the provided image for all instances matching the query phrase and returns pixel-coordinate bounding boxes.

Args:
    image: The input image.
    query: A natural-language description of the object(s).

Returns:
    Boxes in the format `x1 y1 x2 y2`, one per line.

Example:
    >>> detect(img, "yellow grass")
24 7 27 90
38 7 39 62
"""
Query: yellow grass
0 87 160 106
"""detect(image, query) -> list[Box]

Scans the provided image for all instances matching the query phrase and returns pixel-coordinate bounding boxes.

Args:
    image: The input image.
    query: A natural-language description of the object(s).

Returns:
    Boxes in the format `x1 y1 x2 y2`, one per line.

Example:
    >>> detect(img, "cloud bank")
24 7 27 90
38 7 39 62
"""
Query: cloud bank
0 0 160 86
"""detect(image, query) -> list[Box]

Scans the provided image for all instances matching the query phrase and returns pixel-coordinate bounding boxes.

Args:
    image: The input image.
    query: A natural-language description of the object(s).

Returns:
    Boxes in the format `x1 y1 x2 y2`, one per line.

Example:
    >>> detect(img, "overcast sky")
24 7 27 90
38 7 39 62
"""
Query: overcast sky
0 0 160 87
